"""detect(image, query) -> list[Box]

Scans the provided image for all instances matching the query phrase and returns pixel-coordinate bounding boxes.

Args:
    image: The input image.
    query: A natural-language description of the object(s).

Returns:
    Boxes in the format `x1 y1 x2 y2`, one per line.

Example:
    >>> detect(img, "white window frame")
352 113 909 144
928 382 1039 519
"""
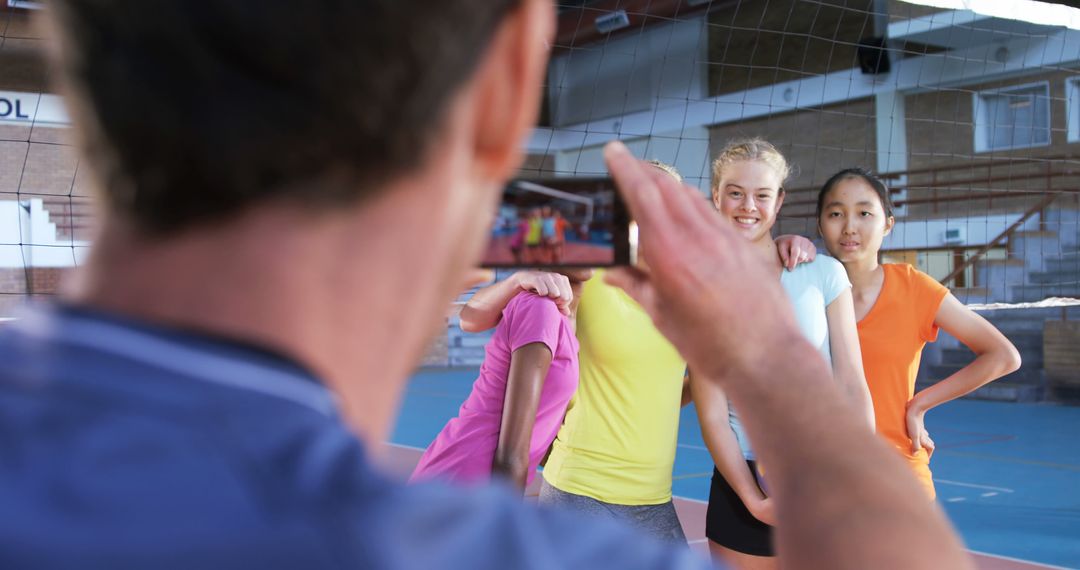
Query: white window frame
972 81 1051 153
1068 77 1080 143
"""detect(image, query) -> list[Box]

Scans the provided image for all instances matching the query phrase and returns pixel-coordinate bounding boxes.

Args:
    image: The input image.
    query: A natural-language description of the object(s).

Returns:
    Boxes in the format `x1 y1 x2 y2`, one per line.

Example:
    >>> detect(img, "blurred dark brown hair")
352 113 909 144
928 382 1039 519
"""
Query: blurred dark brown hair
48 0 520 235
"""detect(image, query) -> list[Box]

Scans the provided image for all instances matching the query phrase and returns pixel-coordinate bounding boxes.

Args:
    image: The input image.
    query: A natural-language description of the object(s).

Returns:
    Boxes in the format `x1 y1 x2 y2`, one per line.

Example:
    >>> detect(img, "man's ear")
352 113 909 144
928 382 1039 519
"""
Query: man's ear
468 0 555 182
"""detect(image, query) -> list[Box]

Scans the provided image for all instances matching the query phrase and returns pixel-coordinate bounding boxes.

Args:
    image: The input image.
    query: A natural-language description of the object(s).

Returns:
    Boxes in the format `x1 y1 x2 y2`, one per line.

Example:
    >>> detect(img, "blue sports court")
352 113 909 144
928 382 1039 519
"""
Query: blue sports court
390 368 1080 570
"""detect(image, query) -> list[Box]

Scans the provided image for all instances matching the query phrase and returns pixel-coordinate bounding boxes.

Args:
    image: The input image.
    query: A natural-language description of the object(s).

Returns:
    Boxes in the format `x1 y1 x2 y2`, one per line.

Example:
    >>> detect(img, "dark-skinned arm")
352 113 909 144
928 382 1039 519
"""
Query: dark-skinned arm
680 373 692 407
492 342 553 491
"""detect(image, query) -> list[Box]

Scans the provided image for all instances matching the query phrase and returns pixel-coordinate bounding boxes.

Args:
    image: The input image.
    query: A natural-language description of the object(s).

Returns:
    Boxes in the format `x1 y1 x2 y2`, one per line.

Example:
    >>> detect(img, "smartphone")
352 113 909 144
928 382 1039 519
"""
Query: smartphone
481 177 631 268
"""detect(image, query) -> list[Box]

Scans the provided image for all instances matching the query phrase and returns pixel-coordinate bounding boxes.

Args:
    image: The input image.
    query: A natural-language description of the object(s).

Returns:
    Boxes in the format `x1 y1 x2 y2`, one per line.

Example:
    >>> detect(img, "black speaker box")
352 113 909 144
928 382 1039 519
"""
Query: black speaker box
857 36 890 75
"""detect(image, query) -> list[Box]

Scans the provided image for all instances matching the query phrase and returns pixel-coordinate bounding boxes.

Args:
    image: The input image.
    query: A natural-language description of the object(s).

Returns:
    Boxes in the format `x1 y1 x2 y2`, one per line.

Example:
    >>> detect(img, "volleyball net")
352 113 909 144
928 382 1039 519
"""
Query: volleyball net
3 0 1080 324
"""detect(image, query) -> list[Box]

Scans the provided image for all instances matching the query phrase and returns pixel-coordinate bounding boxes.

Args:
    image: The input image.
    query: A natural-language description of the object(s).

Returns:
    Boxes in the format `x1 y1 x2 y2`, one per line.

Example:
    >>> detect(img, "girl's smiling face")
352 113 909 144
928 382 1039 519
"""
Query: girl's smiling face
713 159 785 244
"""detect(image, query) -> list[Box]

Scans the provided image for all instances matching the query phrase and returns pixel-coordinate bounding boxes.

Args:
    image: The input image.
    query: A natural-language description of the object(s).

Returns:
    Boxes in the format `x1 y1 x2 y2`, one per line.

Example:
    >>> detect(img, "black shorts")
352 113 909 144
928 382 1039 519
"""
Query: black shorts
704 461 774 557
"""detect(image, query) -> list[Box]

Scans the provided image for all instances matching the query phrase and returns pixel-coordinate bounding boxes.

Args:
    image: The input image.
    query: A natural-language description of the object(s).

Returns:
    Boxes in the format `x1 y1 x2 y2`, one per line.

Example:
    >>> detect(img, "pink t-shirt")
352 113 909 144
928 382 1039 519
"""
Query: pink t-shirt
411 292 579 487
509 220 528 249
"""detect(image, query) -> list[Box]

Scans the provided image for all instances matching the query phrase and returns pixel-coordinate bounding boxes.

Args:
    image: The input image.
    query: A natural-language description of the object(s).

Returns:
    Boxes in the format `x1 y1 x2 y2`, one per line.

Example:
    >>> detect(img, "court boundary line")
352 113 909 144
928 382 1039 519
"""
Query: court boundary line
386 442 426 451
936 449 1080 472
966 550 1076 570
934 478 1015 493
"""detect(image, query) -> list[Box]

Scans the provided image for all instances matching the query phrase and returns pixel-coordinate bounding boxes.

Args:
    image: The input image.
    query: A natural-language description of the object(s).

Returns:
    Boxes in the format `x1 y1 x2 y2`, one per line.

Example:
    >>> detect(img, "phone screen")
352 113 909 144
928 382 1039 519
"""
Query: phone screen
481 177 630 268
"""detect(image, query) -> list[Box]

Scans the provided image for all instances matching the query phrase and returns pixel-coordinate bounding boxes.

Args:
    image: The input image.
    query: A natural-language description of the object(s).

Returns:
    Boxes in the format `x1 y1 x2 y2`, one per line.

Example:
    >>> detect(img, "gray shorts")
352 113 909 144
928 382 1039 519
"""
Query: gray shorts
538 479 687 545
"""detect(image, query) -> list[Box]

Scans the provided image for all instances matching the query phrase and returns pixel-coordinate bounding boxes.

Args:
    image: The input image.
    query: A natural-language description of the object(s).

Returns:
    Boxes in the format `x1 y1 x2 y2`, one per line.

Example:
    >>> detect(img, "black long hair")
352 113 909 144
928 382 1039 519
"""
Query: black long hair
816 168 895 220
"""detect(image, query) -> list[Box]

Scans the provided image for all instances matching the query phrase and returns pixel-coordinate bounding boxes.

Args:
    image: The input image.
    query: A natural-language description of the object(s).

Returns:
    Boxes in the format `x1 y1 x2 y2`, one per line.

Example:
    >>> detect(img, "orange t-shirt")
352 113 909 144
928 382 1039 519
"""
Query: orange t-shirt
554 218 569 242
857 264 948 499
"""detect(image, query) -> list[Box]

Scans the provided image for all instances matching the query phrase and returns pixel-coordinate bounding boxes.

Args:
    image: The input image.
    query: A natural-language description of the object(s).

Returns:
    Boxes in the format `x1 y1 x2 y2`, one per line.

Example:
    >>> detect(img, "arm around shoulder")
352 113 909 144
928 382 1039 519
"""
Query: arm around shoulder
459 271 573 332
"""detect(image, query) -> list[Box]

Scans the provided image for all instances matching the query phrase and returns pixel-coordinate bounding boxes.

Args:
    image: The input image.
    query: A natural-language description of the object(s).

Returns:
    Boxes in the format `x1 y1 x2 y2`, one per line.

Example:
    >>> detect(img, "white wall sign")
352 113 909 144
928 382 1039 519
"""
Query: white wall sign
0 91 70 126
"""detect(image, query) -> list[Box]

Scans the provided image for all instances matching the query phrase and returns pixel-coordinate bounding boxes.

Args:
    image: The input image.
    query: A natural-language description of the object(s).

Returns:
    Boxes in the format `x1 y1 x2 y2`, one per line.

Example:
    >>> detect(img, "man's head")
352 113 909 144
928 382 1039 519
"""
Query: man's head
47 0 536 235
46 0 556 440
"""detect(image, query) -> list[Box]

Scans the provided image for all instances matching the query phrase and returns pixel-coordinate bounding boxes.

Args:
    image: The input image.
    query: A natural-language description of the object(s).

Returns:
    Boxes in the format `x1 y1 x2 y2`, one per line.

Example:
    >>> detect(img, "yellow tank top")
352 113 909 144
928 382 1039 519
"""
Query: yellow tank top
526 218 542 245
542 271 686 504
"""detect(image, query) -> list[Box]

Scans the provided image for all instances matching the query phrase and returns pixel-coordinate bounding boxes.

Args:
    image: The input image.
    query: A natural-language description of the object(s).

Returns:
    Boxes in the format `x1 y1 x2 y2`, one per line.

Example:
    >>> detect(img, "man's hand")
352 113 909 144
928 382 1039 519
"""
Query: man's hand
512 271 574 316
602 141 801 380
776 235 816 271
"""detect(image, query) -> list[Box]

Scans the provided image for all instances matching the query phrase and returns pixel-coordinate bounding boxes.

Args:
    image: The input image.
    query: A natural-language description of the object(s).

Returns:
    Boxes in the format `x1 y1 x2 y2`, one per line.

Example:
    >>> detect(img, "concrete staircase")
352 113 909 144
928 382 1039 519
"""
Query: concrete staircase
919 306 1080 402
443 270 516 367
919 207 1080 403
1013 247 1080 301
1003 227 1080 302
39 196 95 242
446 311 492 367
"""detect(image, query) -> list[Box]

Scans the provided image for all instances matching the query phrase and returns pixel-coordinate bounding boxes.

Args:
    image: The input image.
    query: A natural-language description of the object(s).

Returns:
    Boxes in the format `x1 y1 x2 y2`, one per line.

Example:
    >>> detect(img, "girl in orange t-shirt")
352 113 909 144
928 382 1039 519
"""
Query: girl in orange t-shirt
816 168 1022 498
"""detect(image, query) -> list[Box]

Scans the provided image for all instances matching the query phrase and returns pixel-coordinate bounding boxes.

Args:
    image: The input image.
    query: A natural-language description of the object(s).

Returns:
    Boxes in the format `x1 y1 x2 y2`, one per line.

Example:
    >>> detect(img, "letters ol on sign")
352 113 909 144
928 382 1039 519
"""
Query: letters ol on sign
0 97 32 120
0 92 69 125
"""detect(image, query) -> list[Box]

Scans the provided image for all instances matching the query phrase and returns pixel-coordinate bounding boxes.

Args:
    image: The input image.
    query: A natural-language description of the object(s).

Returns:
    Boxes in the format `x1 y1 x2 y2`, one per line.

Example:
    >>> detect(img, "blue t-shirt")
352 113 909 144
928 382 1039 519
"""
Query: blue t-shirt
729 256 851 460
0 305 714 570
542 217 557 238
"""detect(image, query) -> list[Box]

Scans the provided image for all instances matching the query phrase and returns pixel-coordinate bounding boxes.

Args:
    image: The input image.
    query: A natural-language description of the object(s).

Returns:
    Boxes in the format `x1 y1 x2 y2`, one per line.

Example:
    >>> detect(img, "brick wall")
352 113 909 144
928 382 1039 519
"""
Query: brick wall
702 0 1080 228
0 126 70 196
0 124 97 241
707 0 872 97
904 71 1080 165
0 7 48 93
705 0 956 98
901 69 1080 220
0 266 65 295
1 8 94 241
0 266 66 318
705 67 1080 235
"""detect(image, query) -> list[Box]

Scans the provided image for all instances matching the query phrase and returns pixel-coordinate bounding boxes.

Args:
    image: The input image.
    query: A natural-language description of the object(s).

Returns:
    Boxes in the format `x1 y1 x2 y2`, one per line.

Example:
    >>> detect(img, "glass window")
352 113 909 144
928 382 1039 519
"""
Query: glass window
974 83 1050 152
